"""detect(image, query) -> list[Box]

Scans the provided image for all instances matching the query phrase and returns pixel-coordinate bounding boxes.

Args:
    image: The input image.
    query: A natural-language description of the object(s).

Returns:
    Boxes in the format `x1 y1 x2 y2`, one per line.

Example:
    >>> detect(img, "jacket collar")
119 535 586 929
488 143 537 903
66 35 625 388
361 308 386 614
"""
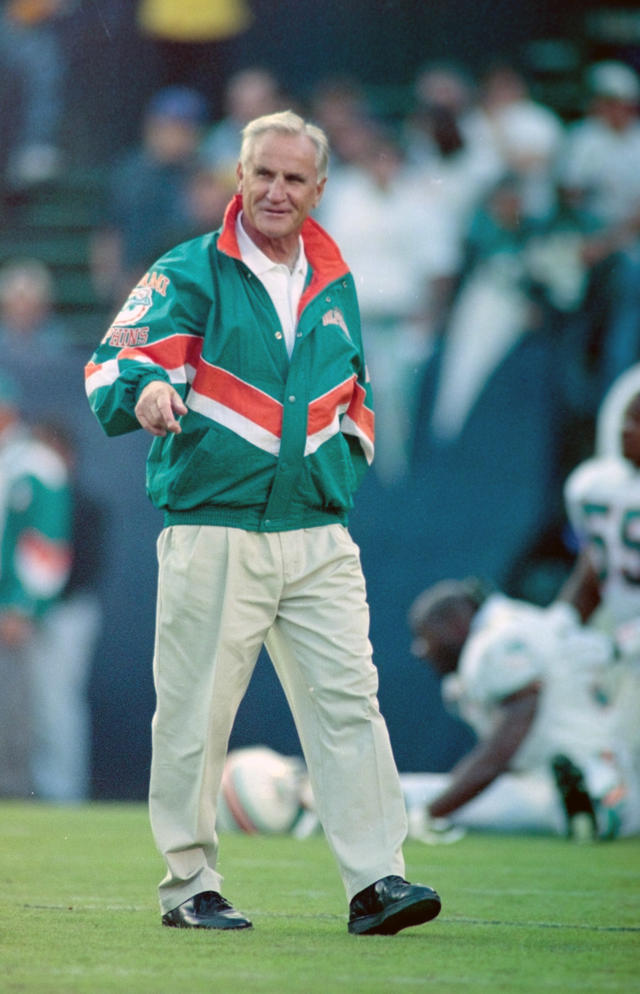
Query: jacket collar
218 195 350 301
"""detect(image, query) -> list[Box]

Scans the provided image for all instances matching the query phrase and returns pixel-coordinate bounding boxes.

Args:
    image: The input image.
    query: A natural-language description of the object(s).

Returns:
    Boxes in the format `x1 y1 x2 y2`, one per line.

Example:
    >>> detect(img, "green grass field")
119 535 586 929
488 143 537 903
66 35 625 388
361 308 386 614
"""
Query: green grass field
1 801 638 994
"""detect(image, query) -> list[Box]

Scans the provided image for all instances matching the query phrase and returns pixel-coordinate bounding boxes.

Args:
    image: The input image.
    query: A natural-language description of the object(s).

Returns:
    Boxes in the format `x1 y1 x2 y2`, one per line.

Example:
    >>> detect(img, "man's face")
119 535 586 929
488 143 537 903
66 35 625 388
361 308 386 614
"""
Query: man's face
237 131 325 249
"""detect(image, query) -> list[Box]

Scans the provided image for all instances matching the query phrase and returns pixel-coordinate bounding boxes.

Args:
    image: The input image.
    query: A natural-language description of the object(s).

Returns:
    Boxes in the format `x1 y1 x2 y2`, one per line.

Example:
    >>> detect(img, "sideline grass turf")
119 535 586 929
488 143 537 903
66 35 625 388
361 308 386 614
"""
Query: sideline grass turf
1 801 638 993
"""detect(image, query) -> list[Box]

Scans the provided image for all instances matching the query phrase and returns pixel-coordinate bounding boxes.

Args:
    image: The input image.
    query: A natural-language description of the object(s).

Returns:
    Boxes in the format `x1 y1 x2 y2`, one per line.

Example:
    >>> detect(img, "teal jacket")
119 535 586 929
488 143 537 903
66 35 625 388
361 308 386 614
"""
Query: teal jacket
85 196 374 531
0 426 72 618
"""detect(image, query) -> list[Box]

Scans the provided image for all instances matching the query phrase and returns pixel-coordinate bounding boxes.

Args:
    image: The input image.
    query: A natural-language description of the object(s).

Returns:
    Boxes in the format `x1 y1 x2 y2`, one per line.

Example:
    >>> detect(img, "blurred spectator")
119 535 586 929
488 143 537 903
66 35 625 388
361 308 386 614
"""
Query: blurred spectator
405 59 479 164
183 163 237 236
309 75 377 171
0 0 75 189
559 61 640 238
0 258 67 357
474 60 565 224
90 85 208 306
0 373 72 798
199 68 285 179
426 175 551 444
318 122 460 483
403 61 502 242
28 420 103 802
557 60 640 401
409 174 564 586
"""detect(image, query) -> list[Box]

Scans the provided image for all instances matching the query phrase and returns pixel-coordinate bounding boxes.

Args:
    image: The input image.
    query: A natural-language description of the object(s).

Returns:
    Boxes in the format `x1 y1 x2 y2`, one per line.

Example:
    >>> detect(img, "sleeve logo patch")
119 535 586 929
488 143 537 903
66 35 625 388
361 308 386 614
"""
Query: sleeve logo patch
111 286 154 326
138 270 170 296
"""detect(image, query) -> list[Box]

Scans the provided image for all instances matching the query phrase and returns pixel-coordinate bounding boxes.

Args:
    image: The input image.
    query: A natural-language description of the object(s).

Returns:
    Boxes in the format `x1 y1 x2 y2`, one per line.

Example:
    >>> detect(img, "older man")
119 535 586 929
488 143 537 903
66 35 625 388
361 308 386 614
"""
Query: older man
85 111 441 935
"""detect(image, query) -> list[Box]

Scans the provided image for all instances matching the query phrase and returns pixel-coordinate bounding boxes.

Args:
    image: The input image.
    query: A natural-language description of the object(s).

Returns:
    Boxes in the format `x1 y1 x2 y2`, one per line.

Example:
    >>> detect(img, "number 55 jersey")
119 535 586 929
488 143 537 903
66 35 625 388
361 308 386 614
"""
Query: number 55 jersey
565 454 640 765
565 455 640 628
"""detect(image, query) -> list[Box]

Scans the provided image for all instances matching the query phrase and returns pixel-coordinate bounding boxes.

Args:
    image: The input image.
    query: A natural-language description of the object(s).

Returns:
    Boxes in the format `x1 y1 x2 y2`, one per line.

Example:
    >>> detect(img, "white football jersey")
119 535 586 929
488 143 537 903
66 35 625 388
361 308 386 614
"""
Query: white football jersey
564 456 640 626
442 595 618 772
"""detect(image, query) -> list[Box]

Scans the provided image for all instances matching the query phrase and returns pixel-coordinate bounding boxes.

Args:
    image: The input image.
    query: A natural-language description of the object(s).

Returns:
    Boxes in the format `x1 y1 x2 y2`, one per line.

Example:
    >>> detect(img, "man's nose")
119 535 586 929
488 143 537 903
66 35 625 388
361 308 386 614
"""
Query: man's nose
267 176 286 200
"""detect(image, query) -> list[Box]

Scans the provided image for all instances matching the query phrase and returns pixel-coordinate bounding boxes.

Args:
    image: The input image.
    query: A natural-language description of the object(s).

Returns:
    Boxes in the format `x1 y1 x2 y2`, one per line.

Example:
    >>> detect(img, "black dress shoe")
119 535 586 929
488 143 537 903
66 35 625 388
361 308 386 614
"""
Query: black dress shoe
162 890 252 930
348 875 441 935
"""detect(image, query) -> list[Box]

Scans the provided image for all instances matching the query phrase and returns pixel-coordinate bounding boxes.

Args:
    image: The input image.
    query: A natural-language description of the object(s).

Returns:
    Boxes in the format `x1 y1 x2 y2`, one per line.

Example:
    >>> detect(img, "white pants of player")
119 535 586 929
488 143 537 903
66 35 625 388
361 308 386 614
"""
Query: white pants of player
149 524 407 914
401 772 567 835
0 592 100 801
401 766 640 838
30 591 101 802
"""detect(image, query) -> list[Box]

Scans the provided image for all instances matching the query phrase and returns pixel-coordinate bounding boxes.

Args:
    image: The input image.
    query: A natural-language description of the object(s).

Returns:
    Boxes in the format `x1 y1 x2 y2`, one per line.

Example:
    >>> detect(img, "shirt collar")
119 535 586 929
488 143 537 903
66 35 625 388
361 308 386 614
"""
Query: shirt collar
236 211 306 276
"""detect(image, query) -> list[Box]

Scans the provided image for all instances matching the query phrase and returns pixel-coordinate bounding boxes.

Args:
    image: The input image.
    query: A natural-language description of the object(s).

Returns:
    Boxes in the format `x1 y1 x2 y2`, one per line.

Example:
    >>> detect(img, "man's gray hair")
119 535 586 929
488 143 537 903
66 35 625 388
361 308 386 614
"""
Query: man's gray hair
240 110 330 181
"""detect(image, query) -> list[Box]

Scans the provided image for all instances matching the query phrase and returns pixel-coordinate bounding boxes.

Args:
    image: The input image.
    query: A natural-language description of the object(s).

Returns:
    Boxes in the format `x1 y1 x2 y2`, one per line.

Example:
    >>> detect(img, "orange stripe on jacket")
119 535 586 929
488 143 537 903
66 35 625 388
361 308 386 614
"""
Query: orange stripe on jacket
307 377 356 434
192 362 284 437
119 333 203 371
346 382 374 446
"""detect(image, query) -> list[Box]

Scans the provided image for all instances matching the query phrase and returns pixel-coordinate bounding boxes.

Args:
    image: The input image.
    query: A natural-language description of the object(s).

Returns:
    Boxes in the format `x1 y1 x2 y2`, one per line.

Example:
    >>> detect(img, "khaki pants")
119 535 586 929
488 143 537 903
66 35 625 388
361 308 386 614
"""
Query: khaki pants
149 523 407 913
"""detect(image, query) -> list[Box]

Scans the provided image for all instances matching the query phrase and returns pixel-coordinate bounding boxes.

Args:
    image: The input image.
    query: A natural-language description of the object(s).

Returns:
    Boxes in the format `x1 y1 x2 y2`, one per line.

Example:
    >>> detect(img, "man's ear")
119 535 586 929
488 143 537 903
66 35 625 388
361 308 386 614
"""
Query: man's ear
236 161 244 193
313 176 327 208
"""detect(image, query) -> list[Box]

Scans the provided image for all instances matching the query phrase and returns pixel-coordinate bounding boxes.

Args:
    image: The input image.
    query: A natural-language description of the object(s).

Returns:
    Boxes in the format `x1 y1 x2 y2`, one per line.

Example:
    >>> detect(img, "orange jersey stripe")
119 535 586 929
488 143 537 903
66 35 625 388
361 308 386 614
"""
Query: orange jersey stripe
119 333 203 370
346 381 374 445
307 377 355 434
192 362 284 437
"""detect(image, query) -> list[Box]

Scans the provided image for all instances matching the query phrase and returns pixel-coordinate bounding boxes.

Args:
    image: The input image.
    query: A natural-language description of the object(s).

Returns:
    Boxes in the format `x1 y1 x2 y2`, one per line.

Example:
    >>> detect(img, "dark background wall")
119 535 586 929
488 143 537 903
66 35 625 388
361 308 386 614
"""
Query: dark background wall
61 0 637 164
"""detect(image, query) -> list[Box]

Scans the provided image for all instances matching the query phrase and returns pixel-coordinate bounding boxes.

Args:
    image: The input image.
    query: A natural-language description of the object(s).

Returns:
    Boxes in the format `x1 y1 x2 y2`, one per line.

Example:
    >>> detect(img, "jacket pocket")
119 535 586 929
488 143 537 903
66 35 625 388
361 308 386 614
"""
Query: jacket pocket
149 424 276 509
301 433 357 514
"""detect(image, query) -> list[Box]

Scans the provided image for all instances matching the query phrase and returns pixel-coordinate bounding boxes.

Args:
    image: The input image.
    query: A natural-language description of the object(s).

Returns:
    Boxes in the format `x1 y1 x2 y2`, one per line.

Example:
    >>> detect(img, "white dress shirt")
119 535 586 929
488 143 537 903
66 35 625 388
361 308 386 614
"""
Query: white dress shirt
236 213 308 358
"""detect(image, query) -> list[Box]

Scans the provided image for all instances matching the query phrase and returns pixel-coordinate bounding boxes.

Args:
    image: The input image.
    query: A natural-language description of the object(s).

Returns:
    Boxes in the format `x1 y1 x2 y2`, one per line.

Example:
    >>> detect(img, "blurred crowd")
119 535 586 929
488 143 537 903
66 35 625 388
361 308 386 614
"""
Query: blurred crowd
2 0 640 801
3 6 639 484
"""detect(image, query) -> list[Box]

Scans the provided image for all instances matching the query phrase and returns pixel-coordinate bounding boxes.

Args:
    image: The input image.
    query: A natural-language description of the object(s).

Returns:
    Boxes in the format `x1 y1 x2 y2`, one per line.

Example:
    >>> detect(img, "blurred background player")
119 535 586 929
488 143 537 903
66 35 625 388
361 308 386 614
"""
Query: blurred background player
0 373 72 797
403 578 640 842
559 385 640 776
562 388 640 629
28 420 103 802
